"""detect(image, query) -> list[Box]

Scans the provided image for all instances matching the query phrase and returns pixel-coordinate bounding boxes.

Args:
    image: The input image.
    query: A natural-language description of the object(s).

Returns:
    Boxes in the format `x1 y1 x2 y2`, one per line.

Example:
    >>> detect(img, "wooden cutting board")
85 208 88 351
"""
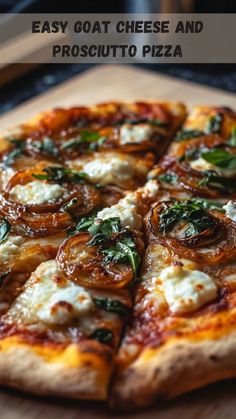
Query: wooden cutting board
0 65 236 419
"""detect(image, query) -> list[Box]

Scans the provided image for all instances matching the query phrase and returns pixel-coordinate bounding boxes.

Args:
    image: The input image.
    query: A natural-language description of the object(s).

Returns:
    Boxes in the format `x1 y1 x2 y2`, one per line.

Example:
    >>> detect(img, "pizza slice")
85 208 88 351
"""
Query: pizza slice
0 100 185 287
148 105 236 200
0 179 160 399
0 101 185 191
112 195 236 409
169 105 236 157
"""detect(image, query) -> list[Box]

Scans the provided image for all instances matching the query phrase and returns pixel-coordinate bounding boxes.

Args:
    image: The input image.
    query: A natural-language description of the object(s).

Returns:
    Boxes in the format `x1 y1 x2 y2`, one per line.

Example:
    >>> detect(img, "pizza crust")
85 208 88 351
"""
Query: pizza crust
111 329 236 409
0 337 112 400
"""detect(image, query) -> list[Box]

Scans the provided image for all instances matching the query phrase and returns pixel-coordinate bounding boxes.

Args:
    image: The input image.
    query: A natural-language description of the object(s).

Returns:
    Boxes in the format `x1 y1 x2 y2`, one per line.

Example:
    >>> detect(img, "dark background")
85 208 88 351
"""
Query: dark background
0 0 235 115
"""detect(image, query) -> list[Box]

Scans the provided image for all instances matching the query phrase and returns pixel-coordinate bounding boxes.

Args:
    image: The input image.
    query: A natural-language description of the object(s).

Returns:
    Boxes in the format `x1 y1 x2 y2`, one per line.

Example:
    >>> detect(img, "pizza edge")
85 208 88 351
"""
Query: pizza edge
111 328 236 409
0 335 112 400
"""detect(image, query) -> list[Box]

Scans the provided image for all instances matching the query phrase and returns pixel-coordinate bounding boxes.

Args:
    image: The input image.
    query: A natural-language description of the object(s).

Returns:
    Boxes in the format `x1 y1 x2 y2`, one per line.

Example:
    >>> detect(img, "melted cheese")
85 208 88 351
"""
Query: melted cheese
9 181 65 205
120 123 154 145
223 200 236 222
159 265 217 314
0 235 24 265
190 157 236 178
141 179 159 198
96 179 158 230
6 260 94 325
0 167 14 187
96 193 142 229
81 155 135 185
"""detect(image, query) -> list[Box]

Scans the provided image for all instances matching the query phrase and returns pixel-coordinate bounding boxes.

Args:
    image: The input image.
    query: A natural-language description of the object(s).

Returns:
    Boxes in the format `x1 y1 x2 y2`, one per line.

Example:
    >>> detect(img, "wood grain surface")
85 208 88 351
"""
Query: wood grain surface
0 64 235 419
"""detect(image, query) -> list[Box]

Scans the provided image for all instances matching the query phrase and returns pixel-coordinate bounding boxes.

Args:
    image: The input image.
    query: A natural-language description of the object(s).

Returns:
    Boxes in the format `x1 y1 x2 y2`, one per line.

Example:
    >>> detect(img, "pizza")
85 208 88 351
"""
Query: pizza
0 101 236 409
112 105 236 408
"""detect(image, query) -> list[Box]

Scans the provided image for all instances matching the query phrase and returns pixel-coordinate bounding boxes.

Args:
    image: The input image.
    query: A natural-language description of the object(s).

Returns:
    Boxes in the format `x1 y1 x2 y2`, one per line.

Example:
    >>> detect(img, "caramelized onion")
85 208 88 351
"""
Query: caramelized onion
173 135 225 159
157 156 233 199
148 201 236 264
56 232 134 290
0 173 101 237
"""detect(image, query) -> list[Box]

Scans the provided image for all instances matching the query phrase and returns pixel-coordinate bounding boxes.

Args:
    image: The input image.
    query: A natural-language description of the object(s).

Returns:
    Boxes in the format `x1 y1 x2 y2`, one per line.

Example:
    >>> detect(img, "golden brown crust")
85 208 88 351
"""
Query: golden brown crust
111 330 236 409
0 337 112 400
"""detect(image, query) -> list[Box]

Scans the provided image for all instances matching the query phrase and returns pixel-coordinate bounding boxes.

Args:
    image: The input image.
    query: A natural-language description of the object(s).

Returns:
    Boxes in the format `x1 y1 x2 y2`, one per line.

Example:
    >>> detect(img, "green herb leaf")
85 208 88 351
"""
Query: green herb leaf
227 127 236 146
8 138 23 146
102 235 140 275
157 173 178 184
62 198 78 213
178 147 198 162
159 201 215 237
90 328 113 344
61 130 106 151
75 214 97 233
4 138 26 167
198 172 236 193
31 137 58 156
4 149 22 167
32 167 88 184
93 297 129 316
0 218 11 244
175 129 204 142
189 198 224 212
205 113 223 134
201 148 236 169
88 218 121 246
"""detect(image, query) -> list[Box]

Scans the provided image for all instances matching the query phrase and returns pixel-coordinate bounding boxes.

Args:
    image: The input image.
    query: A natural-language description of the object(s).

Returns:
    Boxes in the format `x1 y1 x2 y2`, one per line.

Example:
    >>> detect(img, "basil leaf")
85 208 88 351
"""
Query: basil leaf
3 138 25 167
4 149 22 167
228 127 236 146
61 131 106 151
102 235 140 275
90 328 113 344
157 173 178 184
178 147 198 162
0 218 11 244
60 138 80 150
32 167 88 184
205 113 223 134
189 198 224 212
198 172 236 193
159 201 215 237
75 214 97 233
93 297 129 315
31 137 58 156
62 198 78 213
8 138 23 146
88 218 121 246
201 148 236 169
4 139 26 167
175 129 204 142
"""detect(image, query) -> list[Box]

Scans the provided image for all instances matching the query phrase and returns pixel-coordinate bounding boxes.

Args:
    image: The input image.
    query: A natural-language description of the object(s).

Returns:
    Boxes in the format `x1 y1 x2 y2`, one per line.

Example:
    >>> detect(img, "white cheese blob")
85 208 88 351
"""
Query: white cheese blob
96 179 158 229
223 200 236 222
190 157 236 178
7 260 94 325
0 167 14 187
120 123 154 145
141 179 159 198
97 193 142 230
9 180 65 205
81 155 134 185
0 235 24 265
159 265 217 314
